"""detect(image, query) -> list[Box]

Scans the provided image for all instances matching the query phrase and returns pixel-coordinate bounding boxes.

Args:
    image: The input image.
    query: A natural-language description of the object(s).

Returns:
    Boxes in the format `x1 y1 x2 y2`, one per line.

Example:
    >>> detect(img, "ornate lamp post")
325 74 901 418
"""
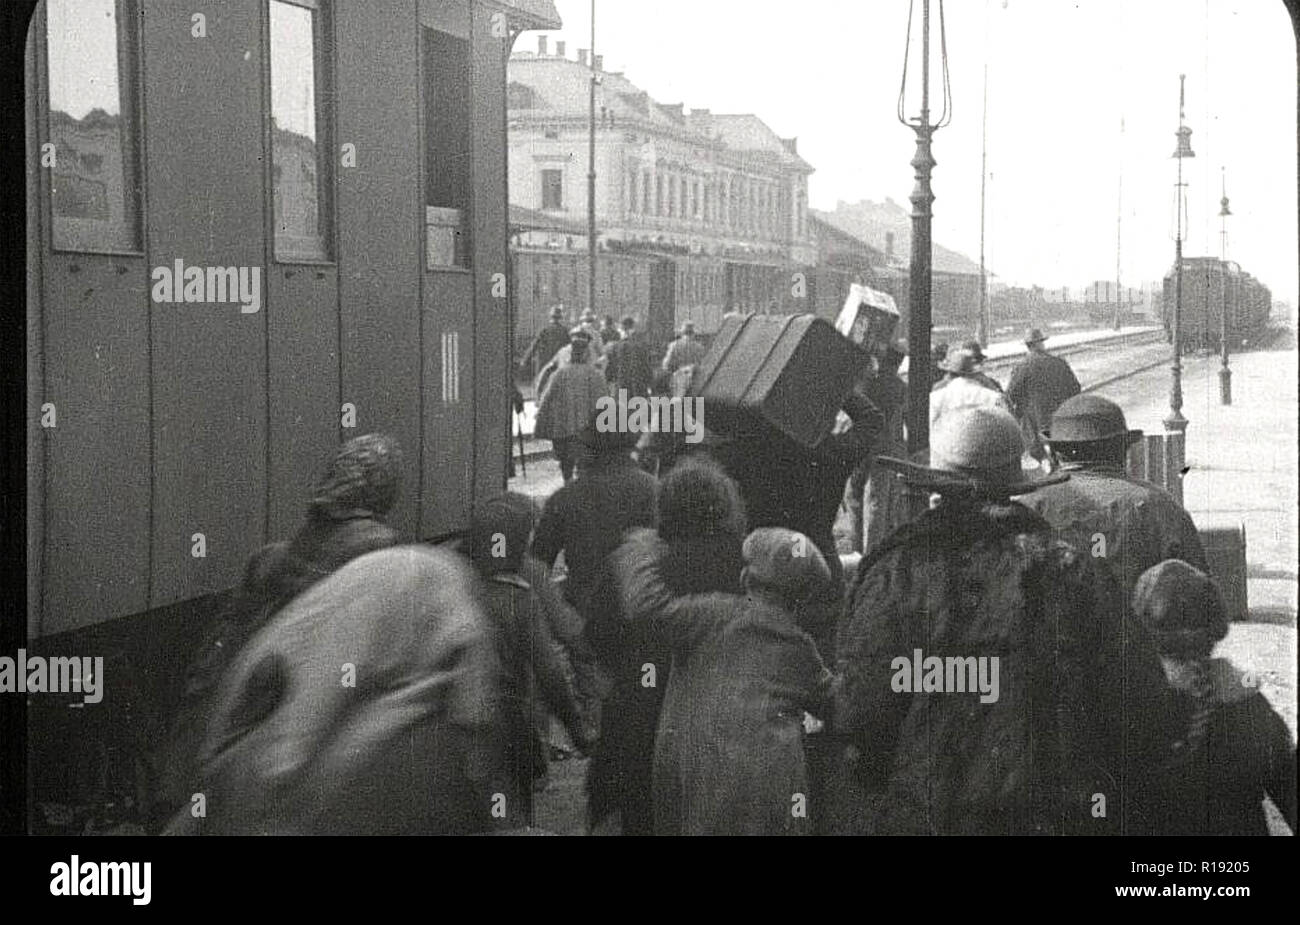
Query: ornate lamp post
898 0 952 465
1164 74 1194 435
1218 167 1232 405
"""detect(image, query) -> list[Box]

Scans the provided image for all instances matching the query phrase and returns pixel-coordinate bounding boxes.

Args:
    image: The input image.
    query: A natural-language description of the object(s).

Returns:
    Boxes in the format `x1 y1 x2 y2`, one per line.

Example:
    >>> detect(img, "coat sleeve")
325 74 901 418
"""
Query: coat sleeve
530 491 567 569
609 529 731 651
526 598 590 747
1254 696 1298 832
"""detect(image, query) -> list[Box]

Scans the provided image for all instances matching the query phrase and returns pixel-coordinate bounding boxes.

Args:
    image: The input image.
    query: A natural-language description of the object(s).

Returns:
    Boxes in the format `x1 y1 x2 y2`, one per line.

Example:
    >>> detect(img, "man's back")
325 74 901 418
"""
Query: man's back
1007 351 1080 424
531 458 658 612
606 333 656 396
930 375 1011 428
663 336 706 372
1022 467 1207 599
836 500 1167 835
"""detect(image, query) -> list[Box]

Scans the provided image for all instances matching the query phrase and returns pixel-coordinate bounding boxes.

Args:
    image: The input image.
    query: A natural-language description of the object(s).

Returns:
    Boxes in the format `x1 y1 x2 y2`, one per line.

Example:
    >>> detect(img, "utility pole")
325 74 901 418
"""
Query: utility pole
587 0 597 317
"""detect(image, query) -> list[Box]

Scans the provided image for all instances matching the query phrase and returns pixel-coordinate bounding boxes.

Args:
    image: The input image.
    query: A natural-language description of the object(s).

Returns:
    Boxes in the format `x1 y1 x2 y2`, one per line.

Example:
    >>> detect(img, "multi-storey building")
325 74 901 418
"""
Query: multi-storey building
507 37 816 339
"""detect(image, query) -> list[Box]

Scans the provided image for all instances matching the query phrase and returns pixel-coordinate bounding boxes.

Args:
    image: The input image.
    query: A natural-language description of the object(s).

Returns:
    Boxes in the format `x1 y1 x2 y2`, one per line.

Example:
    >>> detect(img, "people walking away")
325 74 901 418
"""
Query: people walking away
584 456 746 835
192 545 502 835
467 493 596 827
603 315 656 399
158 434 405 826
608 526 836 835
662 319 707 373
1023 393 1207 600
929 343 1012 430
600 315 623 345
519 306 571 381
533 330 608 483
578 307 606 360
531 419 658 729
1006 327 1081 466
833 406 1169 835
1134 560 1296 836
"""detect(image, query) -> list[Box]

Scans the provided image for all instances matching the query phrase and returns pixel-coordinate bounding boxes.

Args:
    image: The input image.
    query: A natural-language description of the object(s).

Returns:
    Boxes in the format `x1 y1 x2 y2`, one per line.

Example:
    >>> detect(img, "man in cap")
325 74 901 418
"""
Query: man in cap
519 305 572 381
608 524 836 835
929 343 1012 430
533 330 608 483
1021 393 1207 601
1006 328 1081 466
578 307 606 360
831 405 1168 835
661 319 707 374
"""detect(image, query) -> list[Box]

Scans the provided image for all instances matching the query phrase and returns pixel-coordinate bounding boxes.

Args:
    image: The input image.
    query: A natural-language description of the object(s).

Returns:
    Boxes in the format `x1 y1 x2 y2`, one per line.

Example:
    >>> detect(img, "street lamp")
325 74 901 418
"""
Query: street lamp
587 0 598 318
1164 74 1194 435
1218 167 1232 405
898 0 952 466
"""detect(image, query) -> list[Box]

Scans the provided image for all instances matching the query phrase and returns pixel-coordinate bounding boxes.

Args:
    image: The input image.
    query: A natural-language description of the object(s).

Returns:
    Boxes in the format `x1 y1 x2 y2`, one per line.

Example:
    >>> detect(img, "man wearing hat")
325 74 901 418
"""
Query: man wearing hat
1006 327 1080 466
1021 393 1207 602
831 405 1168 835
929 343 1012 430
661 319 706 374
608 524 836 835
518 305 572 382
533 329 608 483
578 307 606 360
958 339 1004 393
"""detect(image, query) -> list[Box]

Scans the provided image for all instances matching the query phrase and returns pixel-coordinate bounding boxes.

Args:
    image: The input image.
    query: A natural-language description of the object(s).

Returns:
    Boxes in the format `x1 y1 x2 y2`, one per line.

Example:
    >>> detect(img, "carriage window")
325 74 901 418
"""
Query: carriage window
270 0 332 262
425 27 471 269
45 0 141 253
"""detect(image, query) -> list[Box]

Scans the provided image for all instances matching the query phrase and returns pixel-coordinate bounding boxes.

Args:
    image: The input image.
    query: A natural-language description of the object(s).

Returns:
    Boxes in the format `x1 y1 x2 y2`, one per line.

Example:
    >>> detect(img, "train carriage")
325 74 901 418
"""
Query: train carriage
24 0 559 822
1162 256 1272 352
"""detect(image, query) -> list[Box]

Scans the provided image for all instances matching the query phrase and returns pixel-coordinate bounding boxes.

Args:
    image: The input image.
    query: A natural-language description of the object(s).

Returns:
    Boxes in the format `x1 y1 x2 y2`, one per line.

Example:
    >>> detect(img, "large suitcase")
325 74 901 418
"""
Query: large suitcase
689 313 867 449
1199 523 1249 622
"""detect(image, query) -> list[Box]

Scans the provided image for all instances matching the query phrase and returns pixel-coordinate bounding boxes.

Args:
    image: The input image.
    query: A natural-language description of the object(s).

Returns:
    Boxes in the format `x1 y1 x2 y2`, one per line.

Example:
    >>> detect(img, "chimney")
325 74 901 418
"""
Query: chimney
593 54 603 70
577 48 589 66
555 40 565 57
885 231 895 261
538 35 548 55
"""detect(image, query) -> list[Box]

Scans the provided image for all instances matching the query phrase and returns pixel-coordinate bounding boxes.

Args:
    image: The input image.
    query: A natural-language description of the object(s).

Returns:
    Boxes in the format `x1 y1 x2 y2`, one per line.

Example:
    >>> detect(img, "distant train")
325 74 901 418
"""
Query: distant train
1162 257 1272 351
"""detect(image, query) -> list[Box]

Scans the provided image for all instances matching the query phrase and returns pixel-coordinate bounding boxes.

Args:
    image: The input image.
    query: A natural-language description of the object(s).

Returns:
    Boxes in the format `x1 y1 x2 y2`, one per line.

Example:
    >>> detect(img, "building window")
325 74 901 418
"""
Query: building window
44 0 142 253
642 171 651 214
541 169 563 211
424 26 472 268
269 0 333 262
656 174 664 216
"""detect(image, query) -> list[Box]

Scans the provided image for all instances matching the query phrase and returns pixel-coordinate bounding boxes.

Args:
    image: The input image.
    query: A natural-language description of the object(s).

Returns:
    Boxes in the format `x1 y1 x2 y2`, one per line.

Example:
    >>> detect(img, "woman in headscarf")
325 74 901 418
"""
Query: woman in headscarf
159 434 405 829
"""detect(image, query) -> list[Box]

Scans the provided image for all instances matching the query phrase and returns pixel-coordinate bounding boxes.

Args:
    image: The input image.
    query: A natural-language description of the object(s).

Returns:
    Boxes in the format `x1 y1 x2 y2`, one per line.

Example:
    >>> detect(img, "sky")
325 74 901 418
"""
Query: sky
543 0 1298 305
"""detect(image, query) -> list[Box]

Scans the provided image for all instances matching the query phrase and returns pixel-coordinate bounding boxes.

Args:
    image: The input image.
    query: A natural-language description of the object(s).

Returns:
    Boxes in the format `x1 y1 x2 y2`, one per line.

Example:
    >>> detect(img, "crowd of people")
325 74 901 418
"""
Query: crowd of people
157 309 1295 837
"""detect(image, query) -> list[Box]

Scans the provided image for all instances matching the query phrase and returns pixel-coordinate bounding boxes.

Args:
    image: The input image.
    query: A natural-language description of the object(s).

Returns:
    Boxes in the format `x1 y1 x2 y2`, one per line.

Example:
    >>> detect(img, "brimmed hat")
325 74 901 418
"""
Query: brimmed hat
938 344 983 375
580 308 598 323
549 306 565 321
1132 559 1229 656
1024 327 1046 345
569 327 593 343
875 406 1068 498
1044 394 1142 446
960 339 987 362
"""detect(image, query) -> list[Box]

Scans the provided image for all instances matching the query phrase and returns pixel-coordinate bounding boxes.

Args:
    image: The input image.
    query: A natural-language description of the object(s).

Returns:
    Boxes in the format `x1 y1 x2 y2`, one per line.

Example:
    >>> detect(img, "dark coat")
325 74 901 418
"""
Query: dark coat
1150 659 1297 836
604 332 657 397
1021 466 1207 602
833 500 1170 835
531 455 658 616
478 571 590 827
522 322 572 372
196 546 501 835
1005 350 1081 440
611 530 832 835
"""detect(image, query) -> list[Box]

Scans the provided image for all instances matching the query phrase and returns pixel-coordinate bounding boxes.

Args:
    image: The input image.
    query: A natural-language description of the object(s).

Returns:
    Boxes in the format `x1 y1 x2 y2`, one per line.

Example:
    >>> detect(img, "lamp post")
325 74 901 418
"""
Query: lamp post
1164 74 1194 435
898 0 952 468
1218 167 1232 405
587 0 598 317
